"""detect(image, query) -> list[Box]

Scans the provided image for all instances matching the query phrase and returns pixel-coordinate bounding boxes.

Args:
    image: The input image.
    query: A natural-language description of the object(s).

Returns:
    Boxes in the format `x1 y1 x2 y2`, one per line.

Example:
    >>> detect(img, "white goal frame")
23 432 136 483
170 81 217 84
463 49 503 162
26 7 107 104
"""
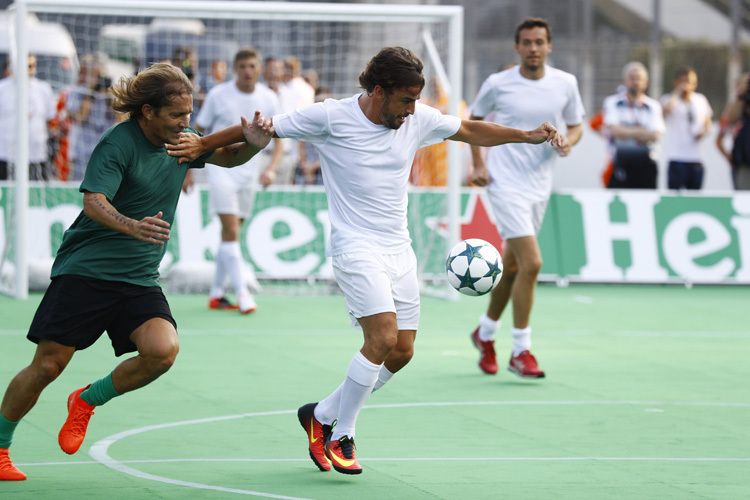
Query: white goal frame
10 0 464 299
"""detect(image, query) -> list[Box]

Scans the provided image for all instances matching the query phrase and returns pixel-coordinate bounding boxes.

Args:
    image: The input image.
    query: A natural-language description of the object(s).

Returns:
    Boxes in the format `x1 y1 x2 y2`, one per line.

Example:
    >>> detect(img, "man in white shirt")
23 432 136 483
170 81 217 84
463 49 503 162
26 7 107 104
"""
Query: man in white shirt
660 66 713 190
468 18 585 380
603 61 664 189
0 54 56 180
183 47 283 314
273 47 562 475
170 45 562 476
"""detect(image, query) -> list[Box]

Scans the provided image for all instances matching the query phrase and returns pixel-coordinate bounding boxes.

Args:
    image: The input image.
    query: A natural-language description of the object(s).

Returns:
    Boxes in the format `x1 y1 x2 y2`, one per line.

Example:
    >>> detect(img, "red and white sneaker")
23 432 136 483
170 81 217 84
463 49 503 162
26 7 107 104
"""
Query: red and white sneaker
238 293 257 315
0 448 26 481
470 327 498 374
208 297 239 311
297 402 332 471
508 350 545 379
325 436 362 475
58 385 96 454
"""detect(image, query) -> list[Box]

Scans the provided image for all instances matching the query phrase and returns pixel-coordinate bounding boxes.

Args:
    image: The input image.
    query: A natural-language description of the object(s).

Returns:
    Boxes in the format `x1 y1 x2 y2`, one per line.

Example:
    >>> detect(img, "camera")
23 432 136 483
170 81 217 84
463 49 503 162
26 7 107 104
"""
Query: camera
179 61 194 80
94 75 112 92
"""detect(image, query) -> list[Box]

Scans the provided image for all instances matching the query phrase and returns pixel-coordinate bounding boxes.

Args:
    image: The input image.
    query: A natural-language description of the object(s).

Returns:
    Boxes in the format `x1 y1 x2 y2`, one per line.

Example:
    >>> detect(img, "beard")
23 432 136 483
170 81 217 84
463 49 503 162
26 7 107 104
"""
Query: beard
381 99 406 130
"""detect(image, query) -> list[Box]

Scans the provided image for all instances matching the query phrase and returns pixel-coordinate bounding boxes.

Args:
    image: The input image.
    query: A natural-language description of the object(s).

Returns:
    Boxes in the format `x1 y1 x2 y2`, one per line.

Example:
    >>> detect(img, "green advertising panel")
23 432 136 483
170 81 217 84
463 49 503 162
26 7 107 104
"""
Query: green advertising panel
2 185 748 286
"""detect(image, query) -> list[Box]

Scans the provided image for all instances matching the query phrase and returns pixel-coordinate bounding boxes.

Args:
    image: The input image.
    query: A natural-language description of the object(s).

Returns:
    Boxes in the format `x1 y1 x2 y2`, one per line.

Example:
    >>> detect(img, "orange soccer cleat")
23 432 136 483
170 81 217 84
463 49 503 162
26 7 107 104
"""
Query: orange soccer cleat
325 436 362 475
58 385 96 455
0 448 26 481
297 403 332 471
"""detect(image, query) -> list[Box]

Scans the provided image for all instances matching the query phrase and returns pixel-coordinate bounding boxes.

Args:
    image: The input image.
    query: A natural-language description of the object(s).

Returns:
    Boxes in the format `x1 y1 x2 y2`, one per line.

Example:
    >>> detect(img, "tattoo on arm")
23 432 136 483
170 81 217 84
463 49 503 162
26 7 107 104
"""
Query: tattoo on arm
92 195 133 228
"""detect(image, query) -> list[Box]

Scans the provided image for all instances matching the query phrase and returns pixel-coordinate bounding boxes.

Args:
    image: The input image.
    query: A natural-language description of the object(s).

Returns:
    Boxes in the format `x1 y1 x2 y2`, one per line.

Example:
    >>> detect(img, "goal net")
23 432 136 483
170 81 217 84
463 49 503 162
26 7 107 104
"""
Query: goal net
3 0 464 299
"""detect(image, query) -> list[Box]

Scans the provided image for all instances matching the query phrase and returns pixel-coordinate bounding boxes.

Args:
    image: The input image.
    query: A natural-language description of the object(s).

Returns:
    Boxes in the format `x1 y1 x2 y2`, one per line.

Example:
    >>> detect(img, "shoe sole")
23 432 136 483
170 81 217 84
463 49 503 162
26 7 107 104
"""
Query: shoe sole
331 463 362 475
507 366 545 379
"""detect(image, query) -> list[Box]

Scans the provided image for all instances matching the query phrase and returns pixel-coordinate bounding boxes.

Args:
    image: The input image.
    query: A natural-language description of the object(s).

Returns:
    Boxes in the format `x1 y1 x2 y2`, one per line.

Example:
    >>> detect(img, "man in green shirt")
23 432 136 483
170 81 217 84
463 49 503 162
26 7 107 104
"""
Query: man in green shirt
0 62 274 481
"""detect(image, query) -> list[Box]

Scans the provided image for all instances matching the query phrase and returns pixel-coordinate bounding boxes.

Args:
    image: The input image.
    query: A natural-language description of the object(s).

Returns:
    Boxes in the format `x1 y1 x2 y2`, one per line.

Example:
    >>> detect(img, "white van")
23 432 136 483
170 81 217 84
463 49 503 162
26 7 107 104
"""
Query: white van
0 10 79 93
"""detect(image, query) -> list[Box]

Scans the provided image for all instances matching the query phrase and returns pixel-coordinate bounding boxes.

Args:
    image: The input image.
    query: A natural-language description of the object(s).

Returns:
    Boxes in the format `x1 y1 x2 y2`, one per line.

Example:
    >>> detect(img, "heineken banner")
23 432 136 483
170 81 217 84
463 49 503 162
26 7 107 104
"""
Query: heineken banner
2 184 748 286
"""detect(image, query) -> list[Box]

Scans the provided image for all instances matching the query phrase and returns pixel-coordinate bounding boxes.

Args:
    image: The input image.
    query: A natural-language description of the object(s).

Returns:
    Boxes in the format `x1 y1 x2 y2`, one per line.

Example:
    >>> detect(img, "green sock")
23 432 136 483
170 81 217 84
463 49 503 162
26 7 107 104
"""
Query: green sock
80 373 121 407
0 412 20 449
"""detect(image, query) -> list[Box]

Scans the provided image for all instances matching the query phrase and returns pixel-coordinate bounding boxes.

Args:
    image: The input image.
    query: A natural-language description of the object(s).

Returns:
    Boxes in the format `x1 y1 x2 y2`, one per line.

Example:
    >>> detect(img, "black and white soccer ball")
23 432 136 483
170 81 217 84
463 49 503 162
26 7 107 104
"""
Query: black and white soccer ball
445 238 503 296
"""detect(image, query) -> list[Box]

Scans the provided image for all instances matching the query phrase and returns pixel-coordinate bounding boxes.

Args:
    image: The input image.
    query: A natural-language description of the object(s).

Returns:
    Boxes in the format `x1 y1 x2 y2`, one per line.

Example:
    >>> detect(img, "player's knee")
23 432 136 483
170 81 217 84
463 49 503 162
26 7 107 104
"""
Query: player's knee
368 331 399 357
35 356 67 385
145 342 179 376
521 256 543 276
393 344 414 367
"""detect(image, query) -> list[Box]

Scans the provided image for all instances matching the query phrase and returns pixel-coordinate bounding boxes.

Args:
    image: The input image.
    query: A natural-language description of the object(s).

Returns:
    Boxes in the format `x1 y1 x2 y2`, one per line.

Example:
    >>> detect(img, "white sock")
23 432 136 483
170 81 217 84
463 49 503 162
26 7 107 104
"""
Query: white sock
511 326 532 356
316 365 394 425
372 365 394 392
314 382 344 425
478 313 499 342
330 352 381 441
209 243 228 299
222 241 249 298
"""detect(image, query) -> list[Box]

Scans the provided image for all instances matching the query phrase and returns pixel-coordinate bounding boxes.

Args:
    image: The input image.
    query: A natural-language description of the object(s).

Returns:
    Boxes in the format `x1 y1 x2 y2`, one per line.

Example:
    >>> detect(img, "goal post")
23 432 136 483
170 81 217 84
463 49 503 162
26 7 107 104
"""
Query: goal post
6 0 464 299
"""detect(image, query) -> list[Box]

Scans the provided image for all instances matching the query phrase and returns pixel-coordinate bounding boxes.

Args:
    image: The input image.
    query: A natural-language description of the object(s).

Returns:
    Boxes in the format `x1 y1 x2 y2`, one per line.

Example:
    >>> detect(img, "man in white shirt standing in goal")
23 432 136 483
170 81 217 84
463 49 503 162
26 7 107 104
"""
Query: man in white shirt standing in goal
183 47 284 314
170 46 564 475
468 18 585 380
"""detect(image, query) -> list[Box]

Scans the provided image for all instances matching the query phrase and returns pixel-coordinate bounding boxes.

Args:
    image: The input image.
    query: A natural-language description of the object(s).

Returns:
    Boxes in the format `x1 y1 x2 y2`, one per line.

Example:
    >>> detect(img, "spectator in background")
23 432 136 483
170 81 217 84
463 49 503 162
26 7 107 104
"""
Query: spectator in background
589 84 626 187
269 56 316 185
184 47 283 314
410 75 468 186
263 57 285 93
0 54 57 180
205 59 228 93
49 77 74 181
716 110 741 189
65 54 118 181
172 46 204 125
603 61 663 189
660 67 713 190
303 68 320 94
722 72 750 190
284 56 316 110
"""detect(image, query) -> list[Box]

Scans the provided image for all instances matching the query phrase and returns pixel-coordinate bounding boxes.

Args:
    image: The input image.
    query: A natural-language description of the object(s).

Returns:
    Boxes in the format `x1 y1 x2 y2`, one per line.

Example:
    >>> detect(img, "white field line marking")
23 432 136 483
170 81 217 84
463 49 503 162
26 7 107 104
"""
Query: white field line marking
19 456 750 469
5 329 746 337
87 401 750 498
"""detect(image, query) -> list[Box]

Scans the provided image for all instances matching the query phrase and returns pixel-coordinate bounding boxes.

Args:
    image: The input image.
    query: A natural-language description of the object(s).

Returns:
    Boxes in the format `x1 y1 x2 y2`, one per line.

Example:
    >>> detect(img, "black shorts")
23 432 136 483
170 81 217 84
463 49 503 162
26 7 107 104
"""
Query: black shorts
27 275 177 357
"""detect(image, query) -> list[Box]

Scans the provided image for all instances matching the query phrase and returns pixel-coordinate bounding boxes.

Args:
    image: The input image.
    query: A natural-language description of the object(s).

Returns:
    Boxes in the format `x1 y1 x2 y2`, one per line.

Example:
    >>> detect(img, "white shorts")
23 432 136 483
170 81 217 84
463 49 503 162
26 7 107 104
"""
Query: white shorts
487 189 549 239
332 247 420 331
209 182 256 219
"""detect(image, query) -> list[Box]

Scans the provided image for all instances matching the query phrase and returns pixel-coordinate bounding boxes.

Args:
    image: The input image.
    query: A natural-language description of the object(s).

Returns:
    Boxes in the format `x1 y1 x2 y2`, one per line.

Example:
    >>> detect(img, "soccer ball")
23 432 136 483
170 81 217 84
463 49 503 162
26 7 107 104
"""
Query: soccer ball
445 239 503 296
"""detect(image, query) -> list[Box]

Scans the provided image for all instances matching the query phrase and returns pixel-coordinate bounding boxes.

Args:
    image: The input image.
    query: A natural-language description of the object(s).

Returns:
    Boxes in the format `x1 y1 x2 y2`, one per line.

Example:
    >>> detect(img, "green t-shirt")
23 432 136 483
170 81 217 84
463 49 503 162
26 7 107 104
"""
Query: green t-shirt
51 118 214 287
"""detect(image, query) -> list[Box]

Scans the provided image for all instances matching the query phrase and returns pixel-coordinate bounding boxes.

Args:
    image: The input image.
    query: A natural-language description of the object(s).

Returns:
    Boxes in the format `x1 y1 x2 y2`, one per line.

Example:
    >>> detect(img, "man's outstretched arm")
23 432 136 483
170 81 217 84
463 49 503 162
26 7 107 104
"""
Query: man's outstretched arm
166 111 275 166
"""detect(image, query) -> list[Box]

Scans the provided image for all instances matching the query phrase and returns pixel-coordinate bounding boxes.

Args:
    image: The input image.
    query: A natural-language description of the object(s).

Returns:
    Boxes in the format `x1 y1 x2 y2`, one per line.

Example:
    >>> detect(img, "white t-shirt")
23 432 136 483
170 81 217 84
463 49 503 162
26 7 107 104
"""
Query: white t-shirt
0 76 56 163
274 94 462 256
471 65 585 201
659 92 713 162
195 80 280 185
